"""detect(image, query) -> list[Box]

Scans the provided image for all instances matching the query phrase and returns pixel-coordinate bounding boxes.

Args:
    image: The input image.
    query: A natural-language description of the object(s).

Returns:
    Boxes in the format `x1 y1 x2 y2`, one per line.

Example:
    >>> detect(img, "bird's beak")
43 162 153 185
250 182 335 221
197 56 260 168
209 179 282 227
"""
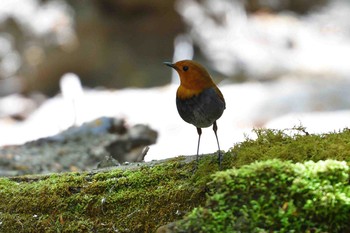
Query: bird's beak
163 62 177 70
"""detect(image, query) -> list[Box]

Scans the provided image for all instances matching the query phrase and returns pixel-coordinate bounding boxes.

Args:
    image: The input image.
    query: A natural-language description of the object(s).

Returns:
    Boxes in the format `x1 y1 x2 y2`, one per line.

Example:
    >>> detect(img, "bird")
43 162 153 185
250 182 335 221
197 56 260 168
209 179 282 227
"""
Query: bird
164 60 226 169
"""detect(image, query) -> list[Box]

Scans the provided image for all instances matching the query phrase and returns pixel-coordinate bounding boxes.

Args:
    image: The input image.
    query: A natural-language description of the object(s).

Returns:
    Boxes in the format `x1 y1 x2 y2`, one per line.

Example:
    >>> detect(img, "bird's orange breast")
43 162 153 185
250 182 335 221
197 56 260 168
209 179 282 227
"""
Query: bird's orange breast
176 85 204 100
176 84 225 102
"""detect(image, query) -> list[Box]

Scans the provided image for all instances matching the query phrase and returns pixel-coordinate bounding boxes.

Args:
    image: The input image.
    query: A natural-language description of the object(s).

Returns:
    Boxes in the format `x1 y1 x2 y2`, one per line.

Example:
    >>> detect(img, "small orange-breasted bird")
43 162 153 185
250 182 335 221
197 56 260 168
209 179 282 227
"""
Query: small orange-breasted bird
164 60 226 168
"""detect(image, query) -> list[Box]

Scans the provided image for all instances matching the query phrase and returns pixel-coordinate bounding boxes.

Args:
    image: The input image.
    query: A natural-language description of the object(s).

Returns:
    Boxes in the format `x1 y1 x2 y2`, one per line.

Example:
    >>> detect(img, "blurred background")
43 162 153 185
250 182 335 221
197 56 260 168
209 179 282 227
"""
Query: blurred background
1 0 350 161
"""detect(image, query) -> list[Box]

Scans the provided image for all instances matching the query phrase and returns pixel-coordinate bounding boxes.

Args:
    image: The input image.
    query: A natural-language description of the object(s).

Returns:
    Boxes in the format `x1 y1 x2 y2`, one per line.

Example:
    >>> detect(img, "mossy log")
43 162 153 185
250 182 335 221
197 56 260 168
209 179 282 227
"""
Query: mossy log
0 128 350 232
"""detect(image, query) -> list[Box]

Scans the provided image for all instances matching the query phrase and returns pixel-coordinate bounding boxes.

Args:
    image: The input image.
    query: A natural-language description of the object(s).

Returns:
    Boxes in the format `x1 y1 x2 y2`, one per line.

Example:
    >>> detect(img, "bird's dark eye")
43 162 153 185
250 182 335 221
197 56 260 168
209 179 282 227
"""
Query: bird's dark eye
183 66 189 71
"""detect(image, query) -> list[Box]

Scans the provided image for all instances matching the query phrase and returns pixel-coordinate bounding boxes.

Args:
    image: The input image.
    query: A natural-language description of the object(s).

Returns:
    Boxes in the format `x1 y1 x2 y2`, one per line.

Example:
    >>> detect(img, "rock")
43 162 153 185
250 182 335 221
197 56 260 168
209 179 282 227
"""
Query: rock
0 117 158 176
106 124 158 163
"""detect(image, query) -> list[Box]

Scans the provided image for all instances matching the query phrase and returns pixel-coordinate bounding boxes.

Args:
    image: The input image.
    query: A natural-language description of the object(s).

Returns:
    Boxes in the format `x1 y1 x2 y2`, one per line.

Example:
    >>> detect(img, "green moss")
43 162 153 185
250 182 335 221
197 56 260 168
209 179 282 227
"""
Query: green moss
227 127 350 168
0 157 216 232
1 128 350 232
177 159 350 233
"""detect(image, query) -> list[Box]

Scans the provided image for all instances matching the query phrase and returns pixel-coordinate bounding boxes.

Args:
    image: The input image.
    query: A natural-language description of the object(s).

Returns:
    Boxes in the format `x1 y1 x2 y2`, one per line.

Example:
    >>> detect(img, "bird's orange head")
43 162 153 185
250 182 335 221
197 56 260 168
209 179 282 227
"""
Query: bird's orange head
164 60 218 99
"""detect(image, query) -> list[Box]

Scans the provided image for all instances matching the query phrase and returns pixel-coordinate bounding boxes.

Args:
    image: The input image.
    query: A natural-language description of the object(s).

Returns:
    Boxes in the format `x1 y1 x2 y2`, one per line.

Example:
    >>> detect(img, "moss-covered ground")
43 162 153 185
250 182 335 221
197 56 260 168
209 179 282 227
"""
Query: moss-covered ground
0 127 349 232
176 159 350 232
0 156 208 232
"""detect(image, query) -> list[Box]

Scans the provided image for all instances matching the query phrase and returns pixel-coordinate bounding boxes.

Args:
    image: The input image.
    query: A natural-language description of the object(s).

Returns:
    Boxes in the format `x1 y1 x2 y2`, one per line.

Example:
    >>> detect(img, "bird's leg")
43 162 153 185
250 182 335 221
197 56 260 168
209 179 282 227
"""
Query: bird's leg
196 127 202 164
191 127 202 173
213 121 222 169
